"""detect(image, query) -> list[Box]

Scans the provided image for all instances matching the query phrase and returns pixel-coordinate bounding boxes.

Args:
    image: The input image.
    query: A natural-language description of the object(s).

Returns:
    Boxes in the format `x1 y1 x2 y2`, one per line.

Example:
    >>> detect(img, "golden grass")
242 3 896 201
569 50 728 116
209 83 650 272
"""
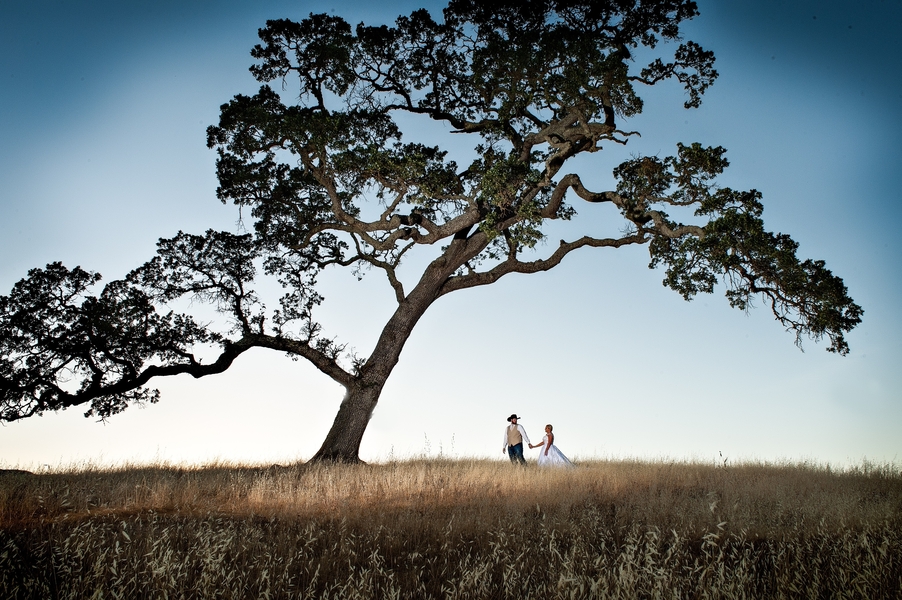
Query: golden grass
1 458 900 598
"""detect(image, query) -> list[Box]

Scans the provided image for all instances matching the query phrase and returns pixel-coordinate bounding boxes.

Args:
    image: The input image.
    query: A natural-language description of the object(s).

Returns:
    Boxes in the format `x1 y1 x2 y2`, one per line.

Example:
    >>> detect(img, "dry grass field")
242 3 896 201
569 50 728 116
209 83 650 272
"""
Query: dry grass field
1 458 900 598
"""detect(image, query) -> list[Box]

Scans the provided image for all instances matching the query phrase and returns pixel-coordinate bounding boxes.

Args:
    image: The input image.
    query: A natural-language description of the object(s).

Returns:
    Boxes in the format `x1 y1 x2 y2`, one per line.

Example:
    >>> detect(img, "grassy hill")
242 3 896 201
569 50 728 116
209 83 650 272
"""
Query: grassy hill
2 458 900 598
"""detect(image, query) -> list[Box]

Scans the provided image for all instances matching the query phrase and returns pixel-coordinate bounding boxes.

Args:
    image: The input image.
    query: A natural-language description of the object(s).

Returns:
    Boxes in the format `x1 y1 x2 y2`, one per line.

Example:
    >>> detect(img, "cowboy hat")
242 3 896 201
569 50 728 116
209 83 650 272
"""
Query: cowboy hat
507 414 521 422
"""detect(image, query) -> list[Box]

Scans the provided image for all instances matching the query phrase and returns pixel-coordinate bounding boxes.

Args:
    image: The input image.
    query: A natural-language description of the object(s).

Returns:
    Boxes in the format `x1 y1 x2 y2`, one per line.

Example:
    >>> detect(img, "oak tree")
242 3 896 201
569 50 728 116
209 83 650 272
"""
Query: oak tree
0 0 862 462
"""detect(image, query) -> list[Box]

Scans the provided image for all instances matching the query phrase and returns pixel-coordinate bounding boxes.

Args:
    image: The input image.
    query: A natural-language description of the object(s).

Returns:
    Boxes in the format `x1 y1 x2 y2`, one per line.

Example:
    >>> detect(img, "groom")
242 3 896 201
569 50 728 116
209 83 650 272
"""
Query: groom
502 414 532 465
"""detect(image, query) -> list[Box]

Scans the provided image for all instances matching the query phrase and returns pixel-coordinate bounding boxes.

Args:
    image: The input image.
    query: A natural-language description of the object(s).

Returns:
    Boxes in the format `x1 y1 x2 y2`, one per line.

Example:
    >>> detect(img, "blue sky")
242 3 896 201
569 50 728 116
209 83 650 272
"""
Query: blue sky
1 0 900 468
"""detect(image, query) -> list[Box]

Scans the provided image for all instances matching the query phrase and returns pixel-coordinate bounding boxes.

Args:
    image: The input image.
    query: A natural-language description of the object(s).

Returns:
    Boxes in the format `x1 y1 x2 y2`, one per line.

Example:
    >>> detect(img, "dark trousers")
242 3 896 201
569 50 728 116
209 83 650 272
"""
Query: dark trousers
508 443 526 464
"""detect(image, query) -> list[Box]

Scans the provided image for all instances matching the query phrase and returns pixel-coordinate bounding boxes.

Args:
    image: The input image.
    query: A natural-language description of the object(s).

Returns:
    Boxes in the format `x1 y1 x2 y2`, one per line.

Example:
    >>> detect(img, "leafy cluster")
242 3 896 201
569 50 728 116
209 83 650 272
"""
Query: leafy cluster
0 263 213 420
611 142 862 354
205 0 718 291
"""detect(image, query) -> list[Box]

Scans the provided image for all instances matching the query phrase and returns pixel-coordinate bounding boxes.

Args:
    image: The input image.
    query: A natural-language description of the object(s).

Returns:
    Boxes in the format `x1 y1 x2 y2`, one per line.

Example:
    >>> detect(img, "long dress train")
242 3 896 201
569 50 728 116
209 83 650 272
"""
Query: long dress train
537 434 573 467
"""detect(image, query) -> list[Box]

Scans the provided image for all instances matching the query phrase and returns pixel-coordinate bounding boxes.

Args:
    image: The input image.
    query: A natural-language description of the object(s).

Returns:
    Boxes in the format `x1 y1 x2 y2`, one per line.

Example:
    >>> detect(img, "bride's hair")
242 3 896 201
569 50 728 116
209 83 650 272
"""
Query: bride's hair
545 424 553 431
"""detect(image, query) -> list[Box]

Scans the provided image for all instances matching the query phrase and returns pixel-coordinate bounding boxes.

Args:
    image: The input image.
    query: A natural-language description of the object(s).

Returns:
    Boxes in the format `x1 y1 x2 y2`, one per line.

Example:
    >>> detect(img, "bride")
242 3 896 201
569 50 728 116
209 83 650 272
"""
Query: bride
529 424 573 467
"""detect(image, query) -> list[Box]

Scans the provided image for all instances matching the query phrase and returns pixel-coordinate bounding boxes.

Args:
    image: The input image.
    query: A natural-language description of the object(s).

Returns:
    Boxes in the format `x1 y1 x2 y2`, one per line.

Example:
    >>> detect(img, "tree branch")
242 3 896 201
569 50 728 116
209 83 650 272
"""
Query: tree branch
439 233 649 296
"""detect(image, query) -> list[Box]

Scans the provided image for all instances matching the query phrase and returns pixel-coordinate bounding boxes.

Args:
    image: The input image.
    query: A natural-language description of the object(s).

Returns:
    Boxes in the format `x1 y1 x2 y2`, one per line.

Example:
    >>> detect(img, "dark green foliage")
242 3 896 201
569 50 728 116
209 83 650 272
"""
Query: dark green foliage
0 263 213 420
642 145 862 354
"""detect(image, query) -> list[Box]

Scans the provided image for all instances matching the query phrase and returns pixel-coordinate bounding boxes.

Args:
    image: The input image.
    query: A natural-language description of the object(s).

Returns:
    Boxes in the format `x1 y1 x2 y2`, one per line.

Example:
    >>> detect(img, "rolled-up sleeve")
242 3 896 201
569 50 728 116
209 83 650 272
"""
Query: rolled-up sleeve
518 425 531 447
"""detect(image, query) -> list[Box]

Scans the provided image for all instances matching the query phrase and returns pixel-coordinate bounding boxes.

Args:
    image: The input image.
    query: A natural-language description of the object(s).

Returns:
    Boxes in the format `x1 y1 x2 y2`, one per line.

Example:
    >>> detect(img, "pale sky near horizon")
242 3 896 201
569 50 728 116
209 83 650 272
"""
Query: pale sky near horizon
1 0 900 469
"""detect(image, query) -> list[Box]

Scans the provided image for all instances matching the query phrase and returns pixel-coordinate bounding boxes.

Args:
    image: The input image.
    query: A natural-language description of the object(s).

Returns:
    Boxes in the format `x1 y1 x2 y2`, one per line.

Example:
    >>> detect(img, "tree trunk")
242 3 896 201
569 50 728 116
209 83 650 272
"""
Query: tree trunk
309 382 383 463
308 245 478 463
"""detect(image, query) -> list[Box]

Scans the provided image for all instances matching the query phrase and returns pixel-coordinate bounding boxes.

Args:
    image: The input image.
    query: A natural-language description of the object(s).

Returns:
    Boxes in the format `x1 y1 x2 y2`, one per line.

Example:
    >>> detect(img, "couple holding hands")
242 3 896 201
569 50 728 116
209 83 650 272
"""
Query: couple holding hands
502 414 573 467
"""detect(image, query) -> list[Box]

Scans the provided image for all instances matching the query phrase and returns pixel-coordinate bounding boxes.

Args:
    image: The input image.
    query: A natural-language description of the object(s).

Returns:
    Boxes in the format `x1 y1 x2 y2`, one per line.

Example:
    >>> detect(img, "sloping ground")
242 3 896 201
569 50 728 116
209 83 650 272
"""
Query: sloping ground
2 459 900 598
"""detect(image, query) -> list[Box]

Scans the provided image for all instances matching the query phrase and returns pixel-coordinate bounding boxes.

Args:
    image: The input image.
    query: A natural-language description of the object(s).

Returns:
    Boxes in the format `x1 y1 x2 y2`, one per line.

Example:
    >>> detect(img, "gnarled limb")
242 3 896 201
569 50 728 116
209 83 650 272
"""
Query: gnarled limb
440 232 649 296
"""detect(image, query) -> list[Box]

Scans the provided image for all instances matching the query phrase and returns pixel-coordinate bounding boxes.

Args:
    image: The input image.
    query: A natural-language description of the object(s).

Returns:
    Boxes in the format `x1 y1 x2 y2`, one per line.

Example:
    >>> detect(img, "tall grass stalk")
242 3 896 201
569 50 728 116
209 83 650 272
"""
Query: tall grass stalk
2 459 900 598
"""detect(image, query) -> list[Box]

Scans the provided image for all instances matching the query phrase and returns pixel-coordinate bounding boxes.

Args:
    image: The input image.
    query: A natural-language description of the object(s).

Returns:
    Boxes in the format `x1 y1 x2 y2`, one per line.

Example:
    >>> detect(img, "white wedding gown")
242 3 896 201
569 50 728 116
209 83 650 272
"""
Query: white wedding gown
537 434 573 467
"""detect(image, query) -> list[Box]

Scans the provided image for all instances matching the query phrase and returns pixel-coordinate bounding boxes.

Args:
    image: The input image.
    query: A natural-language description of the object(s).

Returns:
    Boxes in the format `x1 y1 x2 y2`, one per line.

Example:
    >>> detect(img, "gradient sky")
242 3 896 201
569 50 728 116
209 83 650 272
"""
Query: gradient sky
1 0 900 469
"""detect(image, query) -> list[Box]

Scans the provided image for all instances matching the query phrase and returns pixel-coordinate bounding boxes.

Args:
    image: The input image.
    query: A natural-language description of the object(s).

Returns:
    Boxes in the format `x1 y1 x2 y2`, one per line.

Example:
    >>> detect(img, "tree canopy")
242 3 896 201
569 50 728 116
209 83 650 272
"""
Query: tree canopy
0 0 862 461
